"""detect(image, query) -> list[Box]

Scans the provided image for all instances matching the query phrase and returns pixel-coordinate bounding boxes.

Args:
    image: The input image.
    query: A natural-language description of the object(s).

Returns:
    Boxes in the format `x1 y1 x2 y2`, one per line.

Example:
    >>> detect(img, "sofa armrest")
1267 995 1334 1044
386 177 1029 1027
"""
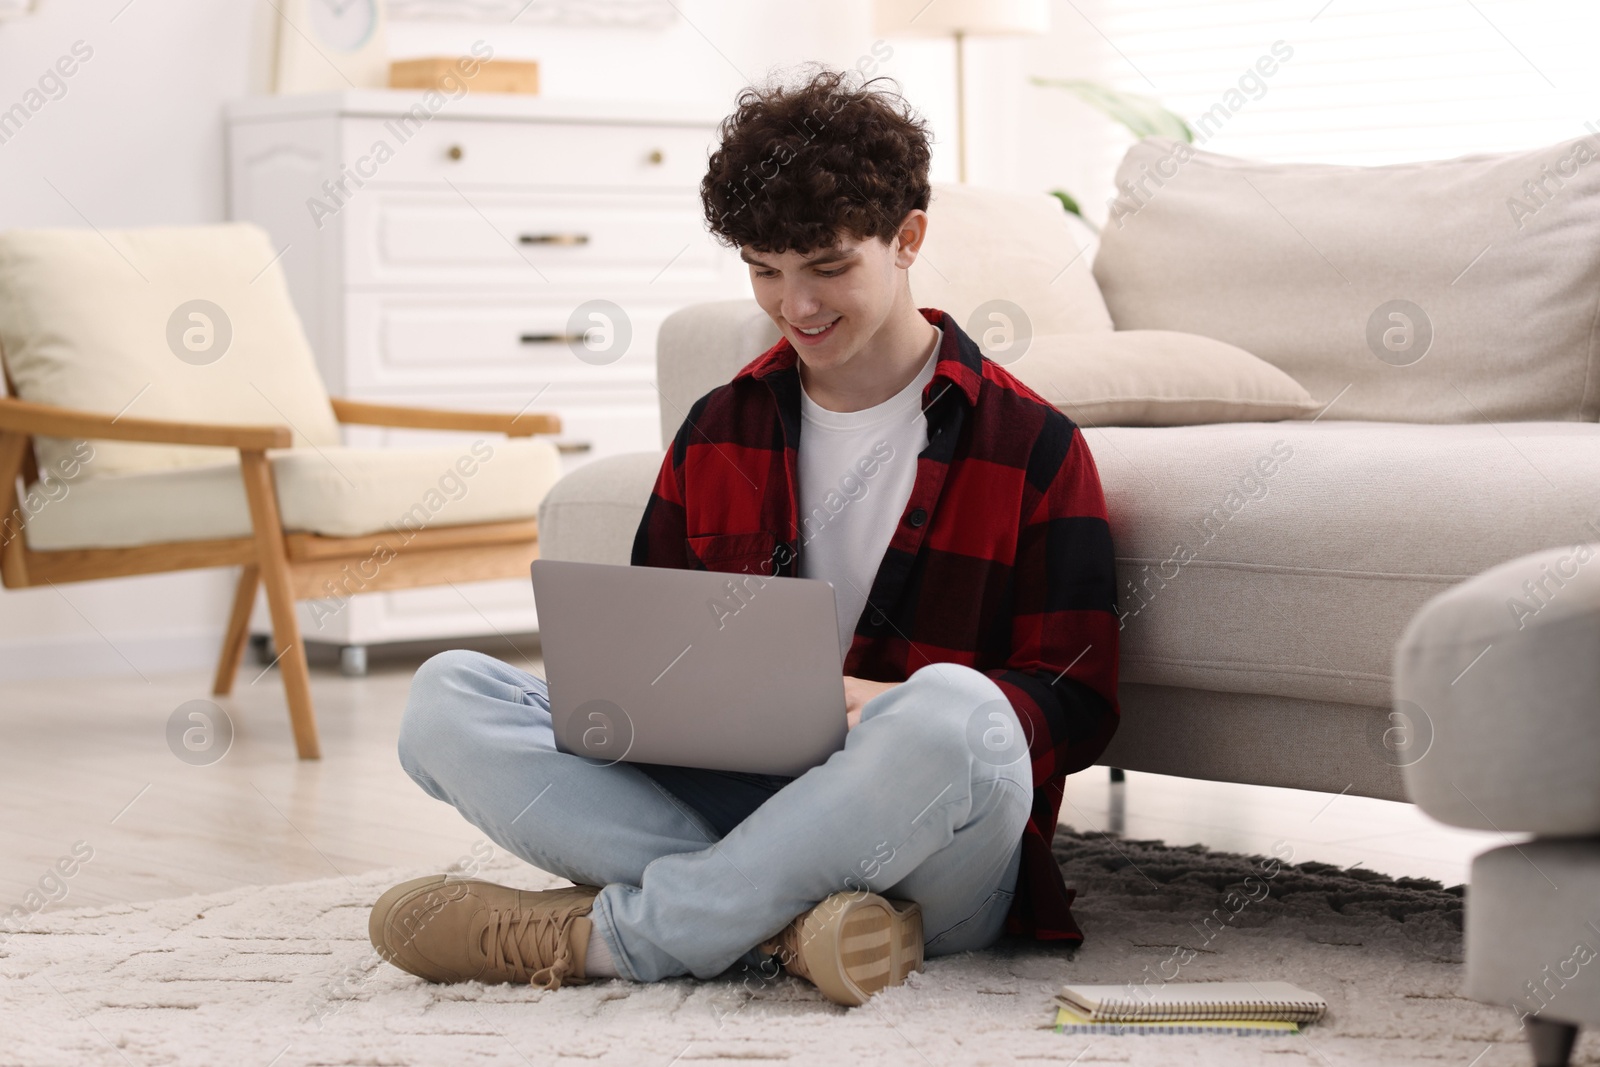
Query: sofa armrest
655 299 779 451
1397 543 1600 835
537 451 663 566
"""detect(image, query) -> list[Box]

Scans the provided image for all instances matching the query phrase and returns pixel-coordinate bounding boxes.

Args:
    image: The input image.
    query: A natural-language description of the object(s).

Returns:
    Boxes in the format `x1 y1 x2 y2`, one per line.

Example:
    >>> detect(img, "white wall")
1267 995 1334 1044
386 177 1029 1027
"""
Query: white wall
0 0 271 679
0 0 1113 680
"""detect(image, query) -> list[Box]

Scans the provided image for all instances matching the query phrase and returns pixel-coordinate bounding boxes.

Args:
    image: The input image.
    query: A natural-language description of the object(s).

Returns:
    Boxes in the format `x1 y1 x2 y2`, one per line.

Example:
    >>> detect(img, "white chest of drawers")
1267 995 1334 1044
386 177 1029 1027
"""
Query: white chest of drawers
225 91 746 661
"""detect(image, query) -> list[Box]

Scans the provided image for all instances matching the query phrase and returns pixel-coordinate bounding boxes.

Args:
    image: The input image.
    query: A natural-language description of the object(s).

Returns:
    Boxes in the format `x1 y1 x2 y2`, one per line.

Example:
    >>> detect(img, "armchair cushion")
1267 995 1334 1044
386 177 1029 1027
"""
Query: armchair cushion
23 438 561 549
0 223 341 477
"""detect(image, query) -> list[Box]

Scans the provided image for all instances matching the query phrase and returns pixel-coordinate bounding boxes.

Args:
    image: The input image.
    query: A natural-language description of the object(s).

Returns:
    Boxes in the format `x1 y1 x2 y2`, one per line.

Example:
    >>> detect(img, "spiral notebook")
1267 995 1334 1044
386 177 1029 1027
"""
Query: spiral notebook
1055 981 1326 1024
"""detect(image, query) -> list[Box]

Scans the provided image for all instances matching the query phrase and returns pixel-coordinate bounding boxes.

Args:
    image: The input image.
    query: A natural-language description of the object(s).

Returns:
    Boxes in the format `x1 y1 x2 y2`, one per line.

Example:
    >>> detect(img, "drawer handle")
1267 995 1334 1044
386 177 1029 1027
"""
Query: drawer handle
647 149 665 165
447 144 463 161
520 332 591 345
518 233 590 246
555 440 594 454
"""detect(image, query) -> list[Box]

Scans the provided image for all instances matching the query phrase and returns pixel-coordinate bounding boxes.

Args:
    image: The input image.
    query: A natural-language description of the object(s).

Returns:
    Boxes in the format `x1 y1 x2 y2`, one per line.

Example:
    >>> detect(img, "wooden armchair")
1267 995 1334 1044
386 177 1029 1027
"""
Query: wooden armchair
0 223 562 759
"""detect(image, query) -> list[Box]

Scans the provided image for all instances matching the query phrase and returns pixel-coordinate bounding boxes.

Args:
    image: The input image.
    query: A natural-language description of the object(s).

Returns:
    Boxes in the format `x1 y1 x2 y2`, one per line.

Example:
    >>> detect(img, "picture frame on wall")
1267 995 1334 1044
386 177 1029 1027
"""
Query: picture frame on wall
272 0 390 93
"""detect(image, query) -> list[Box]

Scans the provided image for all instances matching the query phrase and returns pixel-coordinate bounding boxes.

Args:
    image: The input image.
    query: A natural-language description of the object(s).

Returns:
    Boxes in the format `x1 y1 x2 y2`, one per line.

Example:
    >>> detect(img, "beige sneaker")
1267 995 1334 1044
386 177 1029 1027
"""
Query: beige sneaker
762 892 924 1006
369 876 599 989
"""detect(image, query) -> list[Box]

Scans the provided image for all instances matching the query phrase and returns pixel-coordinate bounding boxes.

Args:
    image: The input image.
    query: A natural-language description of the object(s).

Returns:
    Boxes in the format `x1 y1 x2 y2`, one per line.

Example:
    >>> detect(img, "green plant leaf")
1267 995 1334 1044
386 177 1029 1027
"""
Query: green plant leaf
1030 77 1194 143
1048 189 1100 234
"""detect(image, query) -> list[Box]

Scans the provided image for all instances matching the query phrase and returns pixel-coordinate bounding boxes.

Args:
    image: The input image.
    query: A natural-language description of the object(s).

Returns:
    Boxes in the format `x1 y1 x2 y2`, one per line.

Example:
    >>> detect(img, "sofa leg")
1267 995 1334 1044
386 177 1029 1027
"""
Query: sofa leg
1527 1017 1578 1067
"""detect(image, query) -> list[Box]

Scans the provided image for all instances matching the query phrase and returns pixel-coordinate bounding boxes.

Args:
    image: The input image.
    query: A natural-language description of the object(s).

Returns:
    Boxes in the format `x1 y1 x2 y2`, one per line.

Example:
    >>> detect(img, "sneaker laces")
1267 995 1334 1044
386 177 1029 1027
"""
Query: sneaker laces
484 908 584 990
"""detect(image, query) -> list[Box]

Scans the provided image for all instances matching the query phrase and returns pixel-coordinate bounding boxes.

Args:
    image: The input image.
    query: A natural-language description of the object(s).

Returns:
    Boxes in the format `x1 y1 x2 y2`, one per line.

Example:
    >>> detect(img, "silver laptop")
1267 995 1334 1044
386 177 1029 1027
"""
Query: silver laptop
530 559 848 776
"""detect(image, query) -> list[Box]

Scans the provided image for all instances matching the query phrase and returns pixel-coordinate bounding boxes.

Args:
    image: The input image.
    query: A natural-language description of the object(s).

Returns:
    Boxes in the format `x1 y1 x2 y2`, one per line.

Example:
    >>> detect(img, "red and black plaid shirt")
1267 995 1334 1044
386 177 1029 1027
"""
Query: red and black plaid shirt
631 307 1121 942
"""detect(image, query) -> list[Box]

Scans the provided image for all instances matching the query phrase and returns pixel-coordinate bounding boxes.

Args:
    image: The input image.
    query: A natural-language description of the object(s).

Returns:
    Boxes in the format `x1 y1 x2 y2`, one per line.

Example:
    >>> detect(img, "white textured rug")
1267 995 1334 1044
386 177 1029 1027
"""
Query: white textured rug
3 830 1593 1067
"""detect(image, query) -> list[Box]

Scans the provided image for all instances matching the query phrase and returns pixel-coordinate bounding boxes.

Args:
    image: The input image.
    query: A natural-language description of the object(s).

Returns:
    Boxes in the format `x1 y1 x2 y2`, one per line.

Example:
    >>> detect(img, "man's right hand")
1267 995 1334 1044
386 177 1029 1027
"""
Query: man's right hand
843 676 899 730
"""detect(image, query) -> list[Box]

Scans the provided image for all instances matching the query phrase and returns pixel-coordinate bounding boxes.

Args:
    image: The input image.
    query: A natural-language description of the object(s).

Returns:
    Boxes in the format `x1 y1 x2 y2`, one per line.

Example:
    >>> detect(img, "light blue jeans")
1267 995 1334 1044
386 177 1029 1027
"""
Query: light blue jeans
398 650 1030 982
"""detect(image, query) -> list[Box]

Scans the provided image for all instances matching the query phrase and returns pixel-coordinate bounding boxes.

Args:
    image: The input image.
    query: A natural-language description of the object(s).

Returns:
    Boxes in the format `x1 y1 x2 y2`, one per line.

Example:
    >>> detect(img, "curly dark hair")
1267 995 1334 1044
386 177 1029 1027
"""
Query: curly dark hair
701 67 932 255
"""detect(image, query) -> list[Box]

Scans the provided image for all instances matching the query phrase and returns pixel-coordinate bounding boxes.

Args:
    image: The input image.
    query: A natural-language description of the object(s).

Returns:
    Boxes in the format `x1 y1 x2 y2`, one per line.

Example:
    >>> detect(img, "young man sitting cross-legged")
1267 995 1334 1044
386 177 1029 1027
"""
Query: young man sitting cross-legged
369 69 1121 1006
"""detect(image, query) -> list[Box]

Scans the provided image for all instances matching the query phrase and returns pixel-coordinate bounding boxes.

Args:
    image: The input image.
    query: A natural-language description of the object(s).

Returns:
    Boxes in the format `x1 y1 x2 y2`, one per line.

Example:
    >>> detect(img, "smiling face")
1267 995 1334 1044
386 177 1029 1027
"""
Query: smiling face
741 210 928 379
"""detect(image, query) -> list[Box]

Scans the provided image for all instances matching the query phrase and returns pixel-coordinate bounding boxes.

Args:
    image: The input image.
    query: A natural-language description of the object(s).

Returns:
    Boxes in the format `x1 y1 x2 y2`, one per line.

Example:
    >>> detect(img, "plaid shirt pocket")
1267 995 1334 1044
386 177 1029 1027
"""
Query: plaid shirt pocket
686 531 779 575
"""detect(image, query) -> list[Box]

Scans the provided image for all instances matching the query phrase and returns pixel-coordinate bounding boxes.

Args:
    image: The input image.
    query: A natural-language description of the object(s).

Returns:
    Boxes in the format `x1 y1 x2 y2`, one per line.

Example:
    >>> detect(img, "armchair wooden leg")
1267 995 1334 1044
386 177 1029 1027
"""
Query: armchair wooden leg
259 556 318 759
213 564 260 697
239 453 321 760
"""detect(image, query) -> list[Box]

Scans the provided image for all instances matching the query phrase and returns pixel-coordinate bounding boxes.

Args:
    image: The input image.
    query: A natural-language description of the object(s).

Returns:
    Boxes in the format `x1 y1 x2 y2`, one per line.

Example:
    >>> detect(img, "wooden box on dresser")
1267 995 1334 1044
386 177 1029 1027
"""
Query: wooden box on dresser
225 90 746 670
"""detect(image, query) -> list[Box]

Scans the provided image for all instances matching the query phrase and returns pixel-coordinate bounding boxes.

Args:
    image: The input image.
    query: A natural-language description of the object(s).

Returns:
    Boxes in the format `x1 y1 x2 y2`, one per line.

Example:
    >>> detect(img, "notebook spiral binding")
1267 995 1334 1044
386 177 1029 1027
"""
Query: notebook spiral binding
1088 997 1324 1023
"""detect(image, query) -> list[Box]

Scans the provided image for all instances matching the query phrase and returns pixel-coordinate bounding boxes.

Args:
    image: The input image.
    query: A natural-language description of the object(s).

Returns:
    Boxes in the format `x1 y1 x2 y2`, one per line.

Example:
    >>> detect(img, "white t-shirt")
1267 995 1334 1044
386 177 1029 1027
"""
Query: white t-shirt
797 326 941 658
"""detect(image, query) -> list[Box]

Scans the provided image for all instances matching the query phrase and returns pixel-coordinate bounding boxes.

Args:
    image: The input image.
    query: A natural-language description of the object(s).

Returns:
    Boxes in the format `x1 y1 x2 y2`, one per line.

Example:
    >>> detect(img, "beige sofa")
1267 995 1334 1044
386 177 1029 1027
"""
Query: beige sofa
539 137 1600 803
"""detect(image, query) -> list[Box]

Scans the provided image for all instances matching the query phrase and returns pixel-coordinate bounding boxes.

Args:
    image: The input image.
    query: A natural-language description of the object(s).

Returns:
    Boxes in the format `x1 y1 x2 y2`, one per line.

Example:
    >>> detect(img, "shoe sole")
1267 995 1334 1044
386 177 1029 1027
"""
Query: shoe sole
795 894 923 1006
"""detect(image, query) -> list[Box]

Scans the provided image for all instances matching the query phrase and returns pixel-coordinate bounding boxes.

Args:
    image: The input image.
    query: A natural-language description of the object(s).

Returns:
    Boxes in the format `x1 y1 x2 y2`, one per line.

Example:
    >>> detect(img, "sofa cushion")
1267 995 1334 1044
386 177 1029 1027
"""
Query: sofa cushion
656 301 782 452
911 181 1112 342
1092 136 1600 424
0 223 342 477
655 182 1115 452
1007 330 1322 426
22 438 561 549
1098 420 1600 709
1396 543 1600 835
538 420 1600 719
537 450 663 565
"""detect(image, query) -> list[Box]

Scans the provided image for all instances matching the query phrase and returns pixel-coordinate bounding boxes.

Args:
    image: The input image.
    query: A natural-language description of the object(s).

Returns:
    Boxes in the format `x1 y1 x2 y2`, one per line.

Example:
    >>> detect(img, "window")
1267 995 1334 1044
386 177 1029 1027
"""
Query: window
1070 0 1600 173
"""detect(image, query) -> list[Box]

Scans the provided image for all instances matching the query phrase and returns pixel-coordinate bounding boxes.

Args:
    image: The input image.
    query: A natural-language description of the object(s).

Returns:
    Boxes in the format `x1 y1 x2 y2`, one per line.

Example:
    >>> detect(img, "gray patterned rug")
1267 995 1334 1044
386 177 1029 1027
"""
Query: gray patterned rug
1 828 1589 1066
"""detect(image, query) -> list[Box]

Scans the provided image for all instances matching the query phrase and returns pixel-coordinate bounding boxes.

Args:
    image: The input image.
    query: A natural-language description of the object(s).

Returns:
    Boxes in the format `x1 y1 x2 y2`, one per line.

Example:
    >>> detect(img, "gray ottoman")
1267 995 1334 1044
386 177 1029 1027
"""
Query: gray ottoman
1396 543 1600 1066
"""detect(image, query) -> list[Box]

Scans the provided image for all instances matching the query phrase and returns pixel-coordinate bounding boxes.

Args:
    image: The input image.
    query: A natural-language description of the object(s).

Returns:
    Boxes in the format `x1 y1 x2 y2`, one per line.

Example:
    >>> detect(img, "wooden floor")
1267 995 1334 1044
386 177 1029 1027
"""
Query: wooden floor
0 646 1504 908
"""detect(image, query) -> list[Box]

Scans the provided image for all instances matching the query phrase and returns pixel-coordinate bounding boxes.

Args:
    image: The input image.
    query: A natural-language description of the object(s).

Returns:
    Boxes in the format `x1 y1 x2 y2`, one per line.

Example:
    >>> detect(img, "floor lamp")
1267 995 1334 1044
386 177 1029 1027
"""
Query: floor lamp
874 0 1051 183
